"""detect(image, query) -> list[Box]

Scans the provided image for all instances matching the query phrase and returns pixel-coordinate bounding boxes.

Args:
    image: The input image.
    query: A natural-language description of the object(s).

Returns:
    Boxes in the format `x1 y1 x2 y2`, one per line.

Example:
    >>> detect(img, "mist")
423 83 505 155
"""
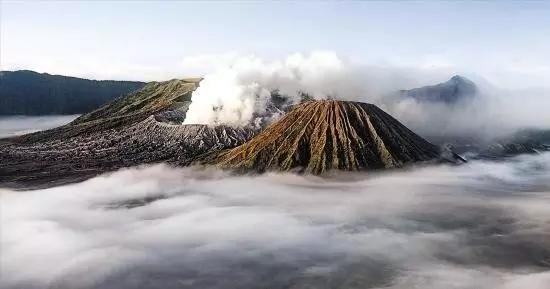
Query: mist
0 115 79 139
181 51 550 140
2 152 550 289
387 86 550 141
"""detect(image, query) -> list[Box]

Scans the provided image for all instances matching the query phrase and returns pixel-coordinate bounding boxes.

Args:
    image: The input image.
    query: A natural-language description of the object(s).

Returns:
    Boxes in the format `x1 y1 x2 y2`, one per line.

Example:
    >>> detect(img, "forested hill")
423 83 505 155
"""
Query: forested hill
0 70 146 115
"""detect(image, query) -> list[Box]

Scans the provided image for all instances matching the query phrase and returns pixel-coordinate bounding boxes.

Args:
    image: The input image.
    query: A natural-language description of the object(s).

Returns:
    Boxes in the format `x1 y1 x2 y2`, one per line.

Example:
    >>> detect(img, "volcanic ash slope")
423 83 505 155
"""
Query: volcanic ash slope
202 100 440 174
0 79 256 188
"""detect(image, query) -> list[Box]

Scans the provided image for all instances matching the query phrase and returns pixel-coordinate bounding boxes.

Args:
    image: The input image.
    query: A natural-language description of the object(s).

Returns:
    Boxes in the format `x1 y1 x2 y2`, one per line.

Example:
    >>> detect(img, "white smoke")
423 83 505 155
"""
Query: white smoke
181 51 550 141
182 51 366 126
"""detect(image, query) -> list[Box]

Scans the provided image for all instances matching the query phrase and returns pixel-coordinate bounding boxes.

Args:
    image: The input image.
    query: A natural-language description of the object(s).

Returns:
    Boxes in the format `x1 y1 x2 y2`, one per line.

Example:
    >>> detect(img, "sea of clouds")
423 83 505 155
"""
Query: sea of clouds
0 115 79 138
182 51 550 141
2 152 550 289
3 51 550 289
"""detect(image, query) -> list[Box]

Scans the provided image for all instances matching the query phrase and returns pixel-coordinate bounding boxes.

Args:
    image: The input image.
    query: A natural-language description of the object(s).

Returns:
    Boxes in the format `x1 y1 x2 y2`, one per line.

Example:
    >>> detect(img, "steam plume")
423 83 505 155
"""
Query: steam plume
181 51 550 141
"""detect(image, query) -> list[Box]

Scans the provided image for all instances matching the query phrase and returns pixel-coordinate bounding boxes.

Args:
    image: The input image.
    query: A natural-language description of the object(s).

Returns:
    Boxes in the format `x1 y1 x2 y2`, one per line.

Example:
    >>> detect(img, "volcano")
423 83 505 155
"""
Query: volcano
203 100 440 174
0 79 255 188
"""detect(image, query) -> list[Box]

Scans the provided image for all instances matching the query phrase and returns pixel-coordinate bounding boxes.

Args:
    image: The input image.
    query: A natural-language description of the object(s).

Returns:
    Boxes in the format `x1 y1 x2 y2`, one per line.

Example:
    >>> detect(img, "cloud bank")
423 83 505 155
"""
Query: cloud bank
2 152 550 289
0 115 79 138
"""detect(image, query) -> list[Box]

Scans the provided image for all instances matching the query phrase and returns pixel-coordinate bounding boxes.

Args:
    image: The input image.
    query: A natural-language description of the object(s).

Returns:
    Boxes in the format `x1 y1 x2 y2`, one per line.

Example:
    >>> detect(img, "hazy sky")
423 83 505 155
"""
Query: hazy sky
2 1 550 87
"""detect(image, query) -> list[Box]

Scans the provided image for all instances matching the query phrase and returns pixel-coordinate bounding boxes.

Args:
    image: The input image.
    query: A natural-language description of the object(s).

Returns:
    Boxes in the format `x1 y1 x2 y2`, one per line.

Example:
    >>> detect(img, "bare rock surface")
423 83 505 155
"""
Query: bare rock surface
0 116 255 189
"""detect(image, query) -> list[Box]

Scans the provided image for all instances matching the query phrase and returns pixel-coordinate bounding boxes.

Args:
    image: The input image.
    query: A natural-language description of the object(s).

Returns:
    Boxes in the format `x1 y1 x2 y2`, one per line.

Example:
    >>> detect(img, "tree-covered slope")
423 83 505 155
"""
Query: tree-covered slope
0 70 146 115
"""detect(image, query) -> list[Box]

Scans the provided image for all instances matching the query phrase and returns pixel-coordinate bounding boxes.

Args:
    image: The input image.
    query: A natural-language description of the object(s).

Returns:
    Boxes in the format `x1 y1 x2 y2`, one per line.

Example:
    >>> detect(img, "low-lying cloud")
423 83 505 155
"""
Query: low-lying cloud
0 115 79 139
2 152 550 289
388 86 550 141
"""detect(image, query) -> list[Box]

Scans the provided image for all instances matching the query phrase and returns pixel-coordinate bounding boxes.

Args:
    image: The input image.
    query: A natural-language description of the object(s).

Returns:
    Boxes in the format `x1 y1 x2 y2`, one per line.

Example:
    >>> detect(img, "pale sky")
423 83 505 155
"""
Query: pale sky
2 1 550 88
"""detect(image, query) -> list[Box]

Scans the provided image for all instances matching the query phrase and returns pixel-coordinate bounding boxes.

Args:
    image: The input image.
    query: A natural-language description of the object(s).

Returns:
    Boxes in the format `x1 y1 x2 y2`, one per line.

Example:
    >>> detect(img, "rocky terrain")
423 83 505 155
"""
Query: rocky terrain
13 78 201 143
0 115 255 189
72 78 201 125
204 100 440 174
0 79 255 189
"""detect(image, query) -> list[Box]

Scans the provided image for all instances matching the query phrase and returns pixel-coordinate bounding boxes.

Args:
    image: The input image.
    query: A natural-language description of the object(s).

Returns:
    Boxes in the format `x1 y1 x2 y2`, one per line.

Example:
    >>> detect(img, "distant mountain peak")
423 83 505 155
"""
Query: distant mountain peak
402 75 477 103
449 74 476 86
450 74 467 81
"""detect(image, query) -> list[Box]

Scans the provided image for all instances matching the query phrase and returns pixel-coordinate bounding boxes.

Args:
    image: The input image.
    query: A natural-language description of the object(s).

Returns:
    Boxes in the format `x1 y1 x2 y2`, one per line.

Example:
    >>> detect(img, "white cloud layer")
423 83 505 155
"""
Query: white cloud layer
2 152 550 289
0 115 79 138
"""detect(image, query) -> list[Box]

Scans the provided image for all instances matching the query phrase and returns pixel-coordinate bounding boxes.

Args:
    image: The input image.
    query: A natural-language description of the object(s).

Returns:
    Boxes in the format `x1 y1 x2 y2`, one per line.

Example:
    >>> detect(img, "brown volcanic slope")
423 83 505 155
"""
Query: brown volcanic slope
12 78 201 143
204 100 440 174
0 78 255 189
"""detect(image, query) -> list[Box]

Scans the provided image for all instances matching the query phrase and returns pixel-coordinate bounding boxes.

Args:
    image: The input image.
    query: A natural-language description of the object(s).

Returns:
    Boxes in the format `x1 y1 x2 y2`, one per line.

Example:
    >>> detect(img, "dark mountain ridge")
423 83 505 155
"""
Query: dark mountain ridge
0 70 146 115
400 75 477 103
